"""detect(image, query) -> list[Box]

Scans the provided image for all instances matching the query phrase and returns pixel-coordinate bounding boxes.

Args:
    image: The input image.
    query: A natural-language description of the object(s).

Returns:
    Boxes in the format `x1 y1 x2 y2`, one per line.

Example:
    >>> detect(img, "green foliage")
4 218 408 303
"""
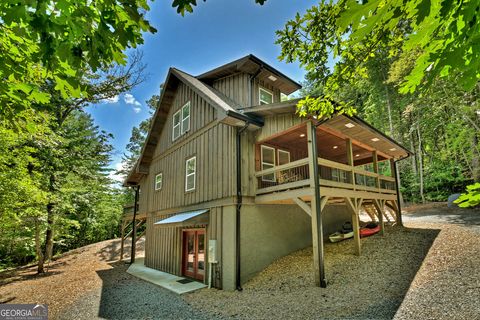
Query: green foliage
0 0 155 118
455 183 480 208
172 0 266 15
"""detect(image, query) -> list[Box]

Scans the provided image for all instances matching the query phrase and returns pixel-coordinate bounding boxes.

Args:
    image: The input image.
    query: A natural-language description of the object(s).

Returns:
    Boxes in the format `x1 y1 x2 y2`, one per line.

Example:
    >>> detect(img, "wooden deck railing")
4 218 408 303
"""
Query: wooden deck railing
255 157 396 195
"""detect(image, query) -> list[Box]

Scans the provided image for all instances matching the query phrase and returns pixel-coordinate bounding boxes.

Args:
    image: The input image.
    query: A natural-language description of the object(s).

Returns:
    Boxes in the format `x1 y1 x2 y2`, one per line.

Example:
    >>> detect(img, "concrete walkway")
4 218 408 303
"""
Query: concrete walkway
127 258 206 294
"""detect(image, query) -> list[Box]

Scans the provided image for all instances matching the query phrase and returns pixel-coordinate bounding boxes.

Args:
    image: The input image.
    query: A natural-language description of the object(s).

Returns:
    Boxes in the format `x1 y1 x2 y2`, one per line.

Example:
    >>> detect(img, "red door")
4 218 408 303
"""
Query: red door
182 229 205 281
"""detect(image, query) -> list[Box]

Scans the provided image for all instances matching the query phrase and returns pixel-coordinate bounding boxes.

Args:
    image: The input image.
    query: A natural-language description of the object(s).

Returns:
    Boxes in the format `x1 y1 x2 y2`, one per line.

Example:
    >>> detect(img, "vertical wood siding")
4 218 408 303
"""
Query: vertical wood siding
212 73 250 108
256 114 306 142
144 206 225 288
252 78 281 105
153 82 217 158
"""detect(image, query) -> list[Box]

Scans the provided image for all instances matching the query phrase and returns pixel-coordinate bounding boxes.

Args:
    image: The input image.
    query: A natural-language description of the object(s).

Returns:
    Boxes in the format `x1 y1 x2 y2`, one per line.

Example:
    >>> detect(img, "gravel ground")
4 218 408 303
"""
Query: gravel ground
57 262 210 320
186 225 439 320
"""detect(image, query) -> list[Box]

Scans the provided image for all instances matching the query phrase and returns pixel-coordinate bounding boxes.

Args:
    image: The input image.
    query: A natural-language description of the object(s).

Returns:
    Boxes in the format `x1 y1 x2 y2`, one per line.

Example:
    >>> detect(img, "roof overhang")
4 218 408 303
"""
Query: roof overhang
197 54 302 95
154 209 209 227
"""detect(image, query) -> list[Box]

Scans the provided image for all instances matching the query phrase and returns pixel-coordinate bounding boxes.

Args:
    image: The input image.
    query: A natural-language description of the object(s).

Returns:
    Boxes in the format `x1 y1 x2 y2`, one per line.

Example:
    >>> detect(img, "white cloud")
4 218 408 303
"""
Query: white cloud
101 95 119 104
124 93 142 113
108 161 127 185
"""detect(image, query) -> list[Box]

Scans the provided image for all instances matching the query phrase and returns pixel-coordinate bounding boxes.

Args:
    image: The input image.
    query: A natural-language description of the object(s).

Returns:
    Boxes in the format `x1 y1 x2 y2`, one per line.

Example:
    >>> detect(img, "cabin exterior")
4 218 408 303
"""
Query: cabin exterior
124 55 410 290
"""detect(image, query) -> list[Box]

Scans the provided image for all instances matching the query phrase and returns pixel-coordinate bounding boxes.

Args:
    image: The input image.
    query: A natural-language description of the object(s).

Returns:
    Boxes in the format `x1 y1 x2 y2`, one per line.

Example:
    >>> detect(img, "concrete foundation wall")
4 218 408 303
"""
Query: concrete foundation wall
238 203 352 284
239 204 312 284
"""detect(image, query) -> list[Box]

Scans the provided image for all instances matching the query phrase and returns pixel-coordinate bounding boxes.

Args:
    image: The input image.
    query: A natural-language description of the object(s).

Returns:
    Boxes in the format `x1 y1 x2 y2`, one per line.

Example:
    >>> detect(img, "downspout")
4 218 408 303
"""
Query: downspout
236 122 250 291
130 185 140 264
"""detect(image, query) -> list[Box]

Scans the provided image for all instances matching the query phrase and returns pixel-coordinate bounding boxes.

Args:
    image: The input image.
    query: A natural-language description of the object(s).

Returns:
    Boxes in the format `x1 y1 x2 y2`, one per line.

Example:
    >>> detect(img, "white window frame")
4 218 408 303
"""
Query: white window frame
185 156 196 192
261 145 276 182
277 149 291 166
155 173 163 191
172 101 191 141
259 87 274 105
181 102 191 134
172 110 181 141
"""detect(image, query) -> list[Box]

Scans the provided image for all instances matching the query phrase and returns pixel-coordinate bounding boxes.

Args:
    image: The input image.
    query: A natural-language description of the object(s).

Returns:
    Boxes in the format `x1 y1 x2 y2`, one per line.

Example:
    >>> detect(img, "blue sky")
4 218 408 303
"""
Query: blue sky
86 0 318 178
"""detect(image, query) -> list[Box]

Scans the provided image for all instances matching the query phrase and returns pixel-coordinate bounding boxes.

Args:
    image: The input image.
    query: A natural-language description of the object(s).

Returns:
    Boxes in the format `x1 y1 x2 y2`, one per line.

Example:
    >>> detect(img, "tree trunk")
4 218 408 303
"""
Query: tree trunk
473 133 480 183
44 173 56 261
35 218 45 274
417 125 425 203
409 131 418 176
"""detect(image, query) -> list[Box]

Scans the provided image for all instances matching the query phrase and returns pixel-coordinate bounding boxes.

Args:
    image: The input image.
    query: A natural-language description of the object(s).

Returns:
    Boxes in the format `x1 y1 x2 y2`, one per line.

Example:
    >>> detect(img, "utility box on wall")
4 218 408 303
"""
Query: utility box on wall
208 239 217 263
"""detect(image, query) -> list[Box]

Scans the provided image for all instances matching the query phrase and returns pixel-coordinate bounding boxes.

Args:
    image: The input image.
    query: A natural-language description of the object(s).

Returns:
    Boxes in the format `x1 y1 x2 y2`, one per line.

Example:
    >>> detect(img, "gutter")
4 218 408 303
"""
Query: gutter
235 122 250 291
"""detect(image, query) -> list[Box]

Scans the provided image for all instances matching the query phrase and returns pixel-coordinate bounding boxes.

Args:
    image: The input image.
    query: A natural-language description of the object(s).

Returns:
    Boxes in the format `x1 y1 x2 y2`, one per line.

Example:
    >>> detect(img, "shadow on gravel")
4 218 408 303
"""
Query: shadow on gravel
186 226 440 320
93 261 209 320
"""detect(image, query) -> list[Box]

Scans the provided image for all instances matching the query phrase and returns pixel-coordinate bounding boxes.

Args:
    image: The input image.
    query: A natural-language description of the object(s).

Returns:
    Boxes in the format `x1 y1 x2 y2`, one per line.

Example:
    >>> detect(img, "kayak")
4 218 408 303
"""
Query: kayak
360 225 380 237
329 231 354 243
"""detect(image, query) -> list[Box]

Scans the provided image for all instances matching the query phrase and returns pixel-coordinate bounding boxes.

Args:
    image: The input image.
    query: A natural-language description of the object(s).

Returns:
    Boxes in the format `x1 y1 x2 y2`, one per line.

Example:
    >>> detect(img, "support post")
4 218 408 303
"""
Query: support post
373 199 385 236
372 151 380 190
392 160 404 226
307 121 327 288
346 138 356 189
130 186 139 264
345 198 361 255
120 221 125 261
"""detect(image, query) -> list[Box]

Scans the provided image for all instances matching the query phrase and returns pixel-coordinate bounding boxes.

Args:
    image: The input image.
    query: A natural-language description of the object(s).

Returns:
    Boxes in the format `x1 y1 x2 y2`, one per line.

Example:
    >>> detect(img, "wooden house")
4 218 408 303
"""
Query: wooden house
124 55 411 290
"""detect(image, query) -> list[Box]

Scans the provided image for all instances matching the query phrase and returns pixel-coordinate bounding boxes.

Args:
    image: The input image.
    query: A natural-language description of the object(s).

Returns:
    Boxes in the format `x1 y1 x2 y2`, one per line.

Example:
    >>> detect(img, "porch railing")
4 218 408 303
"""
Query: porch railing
255 157 397 195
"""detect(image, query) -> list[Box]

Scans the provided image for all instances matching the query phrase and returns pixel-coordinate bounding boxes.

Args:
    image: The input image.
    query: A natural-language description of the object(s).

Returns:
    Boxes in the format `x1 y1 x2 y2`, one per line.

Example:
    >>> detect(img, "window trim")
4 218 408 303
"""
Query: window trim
259 87 274 105
260 145 276 182
172 109 181 141
155 172 163 191
185 156 196 192
277 149 291 166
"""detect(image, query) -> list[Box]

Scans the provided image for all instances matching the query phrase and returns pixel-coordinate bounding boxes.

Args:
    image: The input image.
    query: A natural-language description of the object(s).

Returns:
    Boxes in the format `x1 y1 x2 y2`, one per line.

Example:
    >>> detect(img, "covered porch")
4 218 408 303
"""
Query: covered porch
252 115 410 287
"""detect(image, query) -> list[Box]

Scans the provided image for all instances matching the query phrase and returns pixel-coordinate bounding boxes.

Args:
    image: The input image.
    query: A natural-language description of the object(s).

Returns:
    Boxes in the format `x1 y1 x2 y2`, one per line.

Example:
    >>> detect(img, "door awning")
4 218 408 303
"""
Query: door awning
154 209 209 227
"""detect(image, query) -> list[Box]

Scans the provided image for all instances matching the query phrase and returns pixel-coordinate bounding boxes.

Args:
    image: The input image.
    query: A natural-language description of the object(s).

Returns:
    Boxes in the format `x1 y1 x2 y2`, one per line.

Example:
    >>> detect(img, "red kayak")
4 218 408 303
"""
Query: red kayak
360 225 380 238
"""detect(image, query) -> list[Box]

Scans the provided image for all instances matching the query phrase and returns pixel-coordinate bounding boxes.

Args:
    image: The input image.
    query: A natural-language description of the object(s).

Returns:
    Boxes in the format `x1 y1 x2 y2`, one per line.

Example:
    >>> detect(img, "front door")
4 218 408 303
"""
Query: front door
182 229 205 281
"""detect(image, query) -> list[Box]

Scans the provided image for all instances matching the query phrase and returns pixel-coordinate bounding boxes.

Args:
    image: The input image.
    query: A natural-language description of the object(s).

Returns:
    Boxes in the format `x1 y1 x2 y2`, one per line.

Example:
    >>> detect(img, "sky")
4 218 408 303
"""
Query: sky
85 0 318 180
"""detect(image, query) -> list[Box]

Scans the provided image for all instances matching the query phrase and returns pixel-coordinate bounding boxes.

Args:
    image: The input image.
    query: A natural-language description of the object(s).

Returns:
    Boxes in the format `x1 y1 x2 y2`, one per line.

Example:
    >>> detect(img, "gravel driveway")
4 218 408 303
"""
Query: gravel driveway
57 262 210 320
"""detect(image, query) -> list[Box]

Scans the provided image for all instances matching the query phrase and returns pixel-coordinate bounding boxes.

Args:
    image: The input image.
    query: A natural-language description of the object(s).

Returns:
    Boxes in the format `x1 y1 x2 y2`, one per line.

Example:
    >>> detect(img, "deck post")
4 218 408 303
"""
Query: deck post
307 121 327 288
120 220 125 261
345 197 361 255
130 186 139 264
346 138 355 188
372 151 380 190
373 199 385 236
392 160 404 226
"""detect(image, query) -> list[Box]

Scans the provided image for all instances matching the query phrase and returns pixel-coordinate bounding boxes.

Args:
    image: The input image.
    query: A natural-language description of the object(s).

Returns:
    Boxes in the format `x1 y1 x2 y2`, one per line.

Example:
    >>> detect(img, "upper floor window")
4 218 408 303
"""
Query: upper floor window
173 102 191 141
261 145 275 182
259 87 273 105
155 173 163 191
185 156 196 192
277 149 290 166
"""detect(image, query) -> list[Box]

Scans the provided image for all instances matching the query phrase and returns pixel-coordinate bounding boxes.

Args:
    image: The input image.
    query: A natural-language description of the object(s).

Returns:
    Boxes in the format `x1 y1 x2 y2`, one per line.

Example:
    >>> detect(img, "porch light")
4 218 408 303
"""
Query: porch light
300 133 306 137
389 148 397 151
355 154 360 157
345 123 355 128
332 145 338 149
371 137 380 142
268 75 277 81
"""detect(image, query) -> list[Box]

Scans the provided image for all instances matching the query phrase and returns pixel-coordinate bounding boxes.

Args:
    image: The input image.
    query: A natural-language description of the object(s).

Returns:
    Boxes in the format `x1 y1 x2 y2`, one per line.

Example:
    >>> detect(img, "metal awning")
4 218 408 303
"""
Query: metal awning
154 209 209 227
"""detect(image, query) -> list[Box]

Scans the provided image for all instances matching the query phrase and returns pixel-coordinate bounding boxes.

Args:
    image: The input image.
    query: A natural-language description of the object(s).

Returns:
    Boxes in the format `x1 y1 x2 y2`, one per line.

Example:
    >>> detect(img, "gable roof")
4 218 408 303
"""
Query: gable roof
197 54 302 95
125 67 263 186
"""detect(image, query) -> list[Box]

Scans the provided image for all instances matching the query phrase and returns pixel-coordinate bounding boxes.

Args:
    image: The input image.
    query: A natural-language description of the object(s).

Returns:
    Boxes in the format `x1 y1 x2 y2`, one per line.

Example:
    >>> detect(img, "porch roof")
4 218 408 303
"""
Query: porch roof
154 209 209 227
244 101 412 160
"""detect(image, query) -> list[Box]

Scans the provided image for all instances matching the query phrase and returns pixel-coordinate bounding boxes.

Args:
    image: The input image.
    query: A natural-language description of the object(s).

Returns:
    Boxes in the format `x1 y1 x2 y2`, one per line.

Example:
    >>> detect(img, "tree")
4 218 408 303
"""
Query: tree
0 0 155 119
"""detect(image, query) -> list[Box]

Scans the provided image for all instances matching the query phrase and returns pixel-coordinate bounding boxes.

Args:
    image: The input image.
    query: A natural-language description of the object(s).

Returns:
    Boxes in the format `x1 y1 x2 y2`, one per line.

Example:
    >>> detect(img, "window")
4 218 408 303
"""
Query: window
261 145 275 182
172 101 191 141
259 87 273 105
277 150 290 166
181 102 191 134
185 156 196 192
173 110 181 140
155 173 163 191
